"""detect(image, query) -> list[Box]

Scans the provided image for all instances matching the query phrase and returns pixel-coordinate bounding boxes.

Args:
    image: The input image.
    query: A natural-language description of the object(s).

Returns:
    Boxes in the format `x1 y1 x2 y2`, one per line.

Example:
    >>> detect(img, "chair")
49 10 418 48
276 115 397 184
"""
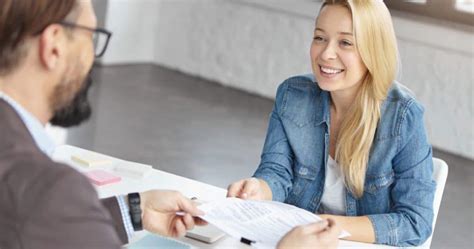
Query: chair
421 158 449 248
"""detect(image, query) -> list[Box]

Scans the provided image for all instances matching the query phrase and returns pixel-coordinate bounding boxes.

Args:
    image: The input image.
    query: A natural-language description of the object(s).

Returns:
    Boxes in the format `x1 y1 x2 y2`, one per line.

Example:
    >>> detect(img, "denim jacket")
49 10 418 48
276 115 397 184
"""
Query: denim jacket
253 74 436 246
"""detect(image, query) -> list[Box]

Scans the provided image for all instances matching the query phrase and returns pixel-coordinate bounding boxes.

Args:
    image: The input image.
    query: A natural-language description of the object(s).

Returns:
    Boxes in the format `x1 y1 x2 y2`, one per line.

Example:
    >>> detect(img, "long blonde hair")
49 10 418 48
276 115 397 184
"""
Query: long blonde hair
320 0 399 198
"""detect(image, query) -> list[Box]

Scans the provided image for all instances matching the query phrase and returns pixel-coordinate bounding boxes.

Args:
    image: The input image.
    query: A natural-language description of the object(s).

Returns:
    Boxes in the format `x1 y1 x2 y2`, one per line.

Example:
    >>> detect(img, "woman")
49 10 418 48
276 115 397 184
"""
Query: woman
227 0 435 246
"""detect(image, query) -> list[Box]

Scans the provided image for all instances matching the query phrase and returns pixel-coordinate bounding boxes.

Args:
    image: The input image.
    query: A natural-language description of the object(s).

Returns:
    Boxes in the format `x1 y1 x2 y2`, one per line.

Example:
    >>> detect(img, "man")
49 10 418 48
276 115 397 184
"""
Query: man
0 0 340 248
0 1 202 248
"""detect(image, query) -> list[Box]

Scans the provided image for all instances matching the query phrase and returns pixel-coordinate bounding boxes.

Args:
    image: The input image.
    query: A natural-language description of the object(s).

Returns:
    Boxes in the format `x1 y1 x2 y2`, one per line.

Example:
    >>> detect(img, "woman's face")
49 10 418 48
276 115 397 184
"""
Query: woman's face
310 5 368 96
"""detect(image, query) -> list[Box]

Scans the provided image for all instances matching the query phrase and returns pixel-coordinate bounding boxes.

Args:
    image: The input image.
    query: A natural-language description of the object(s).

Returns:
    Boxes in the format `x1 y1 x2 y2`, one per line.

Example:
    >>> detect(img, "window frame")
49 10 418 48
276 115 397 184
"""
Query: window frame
384 0 473 27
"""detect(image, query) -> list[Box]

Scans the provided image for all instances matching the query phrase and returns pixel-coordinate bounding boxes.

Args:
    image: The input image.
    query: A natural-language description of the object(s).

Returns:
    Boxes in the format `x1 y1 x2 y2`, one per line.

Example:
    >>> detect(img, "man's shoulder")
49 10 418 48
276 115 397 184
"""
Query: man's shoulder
0 99 36 151
0 147 98 210
0 99 92 198
0 149 123 249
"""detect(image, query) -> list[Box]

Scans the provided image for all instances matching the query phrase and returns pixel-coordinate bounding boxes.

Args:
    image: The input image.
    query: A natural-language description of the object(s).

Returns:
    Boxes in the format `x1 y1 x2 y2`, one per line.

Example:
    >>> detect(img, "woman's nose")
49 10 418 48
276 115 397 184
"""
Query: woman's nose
321 43 337 61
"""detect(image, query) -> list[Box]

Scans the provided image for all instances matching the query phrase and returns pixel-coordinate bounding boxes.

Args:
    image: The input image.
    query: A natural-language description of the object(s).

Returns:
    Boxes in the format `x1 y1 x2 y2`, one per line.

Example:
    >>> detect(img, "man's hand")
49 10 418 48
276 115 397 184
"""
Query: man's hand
226 177 272 200
139 190 205 237
277 219 341 249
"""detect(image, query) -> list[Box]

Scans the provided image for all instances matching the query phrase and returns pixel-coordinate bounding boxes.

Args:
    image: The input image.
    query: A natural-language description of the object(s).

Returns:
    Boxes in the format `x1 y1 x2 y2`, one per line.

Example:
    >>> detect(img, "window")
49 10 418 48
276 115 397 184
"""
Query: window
456 0 474 13
385 0 474 26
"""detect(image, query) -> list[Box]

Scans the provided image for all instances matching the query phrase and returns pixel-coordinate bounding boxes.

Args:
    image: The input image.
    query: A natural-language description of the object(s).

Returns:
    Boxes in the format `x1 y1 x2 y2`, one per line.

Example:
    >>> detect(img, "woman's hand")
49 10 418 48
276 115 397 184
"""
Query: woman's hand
277 219 341 249
226 177 272 200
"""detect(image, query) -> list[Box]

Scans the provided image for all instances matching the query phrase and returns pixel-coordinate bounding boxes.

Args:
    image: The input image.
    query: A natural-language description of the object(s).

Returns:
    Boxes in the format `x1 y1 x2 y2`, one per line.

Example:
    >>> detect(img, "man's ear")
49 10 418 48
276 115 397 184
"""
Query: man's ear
38 24 67 71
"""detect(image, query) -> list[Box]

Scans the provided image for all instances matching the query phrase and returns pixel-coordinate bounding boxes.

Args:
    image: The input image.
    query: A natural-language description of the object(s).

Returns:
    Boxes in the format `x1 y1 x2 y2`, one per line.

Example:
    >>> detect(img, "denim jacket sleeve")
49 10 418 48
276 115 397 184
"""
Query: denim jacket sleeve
252 83 294 202
367 99 436 246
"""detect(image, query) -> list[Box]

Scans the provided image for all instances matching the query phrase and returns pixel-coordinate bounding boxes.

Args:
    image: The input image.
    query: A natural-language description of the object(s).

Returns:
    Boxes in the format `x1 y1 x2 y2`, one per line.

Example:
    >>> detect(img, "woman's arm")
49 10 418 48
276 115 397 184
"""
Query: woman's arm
371 101 435 246
227 81 295 202
333 101 435 246
251 82 295 202
321 101 435 246
319 214 375 243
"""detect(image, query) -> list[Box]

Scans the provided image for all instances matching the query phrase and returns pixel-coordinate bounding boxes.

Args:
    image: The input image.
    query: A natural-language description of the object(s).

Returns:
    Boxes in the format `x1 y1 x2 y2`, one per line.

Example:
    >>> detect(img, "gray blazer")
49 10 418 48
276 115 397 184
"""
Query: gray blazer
0 99 128 249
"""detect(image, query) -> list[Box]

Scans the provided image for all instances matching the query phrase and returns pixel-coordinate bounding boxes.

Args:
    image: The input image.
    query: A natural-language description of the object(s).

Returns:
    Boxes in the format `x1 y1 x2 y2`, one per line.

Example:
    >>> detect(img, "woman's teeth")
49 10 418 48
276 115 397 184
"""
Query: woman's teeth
321 66 343 74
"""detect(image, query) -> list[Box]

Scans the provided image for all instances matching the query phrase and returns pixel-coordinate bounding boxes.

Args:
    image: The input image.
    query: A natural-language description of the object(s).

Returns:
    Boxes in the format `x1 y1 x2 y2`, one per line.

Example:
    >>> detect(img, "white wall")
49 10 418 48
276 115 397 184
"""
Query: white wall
101 0 474 159
100 0 158 64
92 0 108 28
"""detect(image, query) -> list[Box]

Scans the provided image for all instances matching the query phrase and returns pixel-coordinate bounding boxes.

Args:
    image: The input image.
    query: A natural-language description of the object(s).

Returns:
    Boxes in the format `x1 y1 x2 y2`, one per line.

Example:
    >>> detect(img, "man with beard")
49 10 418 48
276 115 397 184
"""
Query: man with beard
0 1 204 249
0 0 341 249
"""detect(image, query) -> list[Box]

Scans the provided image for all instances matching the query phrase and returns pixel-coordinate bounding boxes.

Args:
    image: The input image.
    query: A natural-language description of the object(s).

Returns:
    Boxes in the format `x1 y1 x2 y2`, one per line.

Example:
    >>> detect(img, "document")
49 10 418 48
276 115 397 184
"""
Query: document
198 198 350 248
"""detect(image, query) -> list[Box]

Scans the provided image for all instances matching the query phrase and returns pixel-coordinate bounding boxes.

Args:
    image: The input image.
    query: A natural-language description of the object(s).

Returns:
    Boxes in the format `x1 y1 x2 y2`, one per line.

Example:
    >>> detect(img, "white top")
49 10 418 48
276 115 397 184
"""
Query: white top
319 156 347 215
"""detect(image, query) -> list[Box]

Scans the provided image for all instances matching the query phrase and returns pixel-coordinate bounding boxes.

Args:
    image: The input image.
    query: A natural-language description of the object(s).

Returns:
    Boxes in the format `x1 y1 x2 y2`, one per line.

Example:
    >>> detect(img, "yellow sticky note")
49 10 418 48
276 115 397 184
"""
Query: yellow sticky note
71 153 112 167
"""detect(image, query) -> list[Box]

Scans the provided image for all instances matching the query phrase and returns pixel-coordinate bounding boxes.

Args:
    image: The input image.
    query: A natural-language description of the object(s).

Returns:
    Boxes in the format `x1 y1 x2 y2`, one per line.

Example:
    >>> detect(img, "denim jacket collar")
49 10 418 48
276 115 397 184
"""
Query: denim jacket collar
314 82 331 127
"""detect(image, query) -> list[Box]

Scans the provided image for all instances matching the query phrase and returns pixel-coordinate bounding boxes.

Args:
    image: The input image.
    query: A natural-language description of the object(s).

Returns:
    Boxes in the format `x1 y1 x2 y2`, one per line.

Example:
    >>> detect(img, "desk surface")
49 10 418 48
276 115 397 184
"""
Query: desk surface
53 145 398 249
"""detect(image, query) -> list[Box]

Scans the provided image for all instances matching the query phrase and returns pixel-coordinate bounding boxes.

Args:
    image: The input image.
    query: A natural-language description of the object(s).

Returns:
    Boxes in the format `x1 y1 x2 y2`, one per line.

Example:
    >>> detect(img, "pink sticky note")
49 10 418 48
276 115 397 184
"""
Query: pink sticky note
85 170 121 186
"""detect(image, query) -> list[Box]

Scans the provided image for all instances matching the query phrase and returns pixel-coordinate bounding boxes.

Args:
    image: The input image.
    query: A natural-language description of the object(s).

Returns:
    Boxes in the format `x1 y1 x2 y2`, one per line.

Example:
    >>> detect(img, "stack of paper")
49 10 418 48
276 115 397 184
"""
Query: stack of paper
197 198 350 248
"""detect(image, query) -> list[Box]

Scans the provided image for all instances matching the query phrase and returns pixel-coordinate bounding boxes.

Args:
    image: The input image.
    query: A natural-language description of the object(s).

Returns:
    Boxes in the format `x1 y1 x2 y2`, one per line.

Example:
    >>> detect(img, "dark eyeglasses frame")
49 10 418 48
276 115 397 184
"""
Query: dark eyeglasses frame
59 21 112 58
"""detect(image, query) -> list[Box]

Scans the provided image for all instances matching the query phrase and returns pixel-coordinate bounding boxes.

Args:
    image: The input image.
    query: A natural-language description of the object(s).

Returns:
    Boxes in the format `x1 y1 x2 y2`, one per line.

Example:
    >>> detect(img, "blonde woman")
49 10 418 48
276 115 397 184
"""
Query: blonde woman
227 0 435 246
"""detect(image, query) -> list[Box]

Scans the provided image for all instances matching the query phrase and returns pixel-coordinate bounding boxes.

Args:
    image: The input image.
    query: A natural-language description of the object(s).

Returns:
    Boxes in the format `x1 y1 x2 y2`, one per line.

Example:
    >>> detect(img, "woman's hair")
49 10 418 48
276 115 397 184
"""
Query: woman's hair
320 0 399 198
0 0 77 75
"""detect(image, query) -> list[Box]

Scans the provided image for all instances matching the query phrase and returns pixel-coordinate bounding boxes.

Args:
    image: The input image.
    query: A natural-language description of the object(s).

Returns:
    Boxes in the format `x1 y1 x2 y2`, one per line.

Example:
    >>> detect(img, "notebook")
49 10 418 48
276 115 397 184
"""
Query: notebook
127 234 192 249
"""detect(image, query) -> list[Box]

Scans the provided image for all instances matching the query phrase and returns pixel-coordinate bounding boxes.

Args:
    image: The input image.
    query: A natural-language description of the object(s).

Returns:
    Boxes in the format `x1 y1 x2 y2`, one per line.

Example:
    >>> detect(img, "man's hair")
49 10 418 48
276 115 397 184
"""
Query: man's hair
0 0 77 75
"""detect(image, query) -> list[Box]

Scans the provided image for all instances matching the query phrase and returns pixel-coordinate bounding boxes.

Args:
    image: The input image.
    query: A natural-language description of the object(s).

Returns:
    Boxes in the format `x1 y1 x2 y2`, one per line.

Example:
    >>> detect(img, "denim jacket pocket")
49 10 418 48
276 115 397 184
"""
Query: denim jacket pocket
287 162 319 204
295 161 318 180
364 171 395 195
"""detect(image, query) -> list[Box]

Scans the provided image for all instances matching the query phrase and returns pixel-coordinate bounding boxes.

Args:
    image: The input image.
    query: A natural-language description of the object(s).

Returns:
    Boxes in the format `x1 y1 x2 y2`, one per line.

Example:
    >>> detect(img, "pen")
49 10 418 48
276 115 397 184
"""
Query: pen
240 237 256 246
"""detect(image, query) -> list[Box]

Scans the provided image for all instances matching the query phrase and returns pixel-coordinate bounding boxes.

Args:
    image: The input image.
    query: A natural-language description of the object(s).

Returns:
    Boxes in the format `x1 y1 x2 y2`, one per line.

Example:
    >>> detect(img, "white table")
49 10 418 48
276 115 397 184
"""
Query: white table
53 145 399 249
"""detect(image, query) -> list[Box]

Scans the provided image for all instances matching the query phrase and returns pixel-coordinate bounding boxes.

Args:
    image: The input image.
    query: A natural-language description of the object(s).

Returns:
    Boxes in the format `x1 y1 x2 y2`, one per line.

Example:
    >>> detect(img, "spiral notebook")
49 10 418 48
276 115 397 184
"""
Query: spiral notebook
128 234 192 249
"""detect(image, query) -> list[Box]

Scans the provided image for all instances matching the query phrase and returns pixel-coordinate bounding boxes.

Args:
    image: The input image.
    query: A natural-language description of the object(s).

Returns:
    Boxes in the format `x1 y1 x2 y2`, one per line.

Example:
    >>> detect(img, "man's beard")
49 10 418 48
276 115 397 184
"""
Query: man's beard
49 72 93 128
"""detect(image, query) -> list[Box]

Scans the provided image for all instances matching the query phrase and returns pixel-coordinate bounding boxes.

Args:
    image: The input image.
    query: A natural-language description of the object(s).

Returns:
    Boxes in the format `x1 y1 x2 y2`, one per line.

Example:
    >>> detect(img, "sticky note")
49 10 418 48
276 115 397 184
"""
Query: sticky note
72 153 112 167
85 170 121 186
114 161 152 179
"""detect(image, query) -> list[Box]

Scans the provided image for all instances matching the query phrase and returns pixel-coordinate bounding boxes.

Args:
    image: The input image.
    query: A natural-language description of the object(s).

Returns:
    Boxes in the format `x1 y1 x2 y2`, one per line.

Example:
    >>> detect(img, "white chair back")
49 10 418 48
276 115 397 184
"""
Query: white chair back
421 158 449 248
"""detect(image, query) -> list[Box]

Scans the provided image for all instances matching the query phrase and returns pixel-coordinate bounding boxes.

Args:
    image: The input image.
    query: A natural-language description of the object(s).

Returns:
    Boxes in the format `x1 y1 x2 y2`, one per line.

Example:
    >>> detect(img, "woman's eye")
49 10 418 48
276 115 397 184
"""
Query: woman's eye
313 36 325 42
340 40 353 46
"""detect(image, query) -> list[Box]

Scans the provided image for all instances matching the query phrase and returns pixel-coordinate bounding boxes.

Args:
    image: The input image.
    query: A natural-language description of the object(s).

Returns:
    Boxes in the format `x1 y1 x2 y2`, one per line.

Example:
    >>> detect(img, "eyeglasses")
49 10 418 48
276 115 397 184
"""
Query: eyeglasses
59 21 112 58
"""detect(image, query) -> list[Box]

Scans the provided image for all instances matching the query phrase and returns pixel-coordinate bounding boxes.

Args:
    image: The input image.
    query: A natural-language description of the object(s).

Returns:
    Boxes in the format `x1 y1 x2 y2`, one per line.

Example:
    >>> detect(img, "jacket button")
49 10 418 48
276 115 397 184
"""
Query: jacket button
299 167 308 175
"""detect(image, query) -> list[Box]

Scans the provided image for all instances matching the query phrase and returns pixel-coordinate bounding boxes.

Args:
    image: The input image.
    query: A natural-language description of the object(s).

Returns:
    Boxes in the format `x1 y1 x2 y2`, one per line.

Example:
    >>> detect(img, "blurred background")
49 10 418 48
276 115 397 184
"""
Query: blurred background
46 0 473 248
